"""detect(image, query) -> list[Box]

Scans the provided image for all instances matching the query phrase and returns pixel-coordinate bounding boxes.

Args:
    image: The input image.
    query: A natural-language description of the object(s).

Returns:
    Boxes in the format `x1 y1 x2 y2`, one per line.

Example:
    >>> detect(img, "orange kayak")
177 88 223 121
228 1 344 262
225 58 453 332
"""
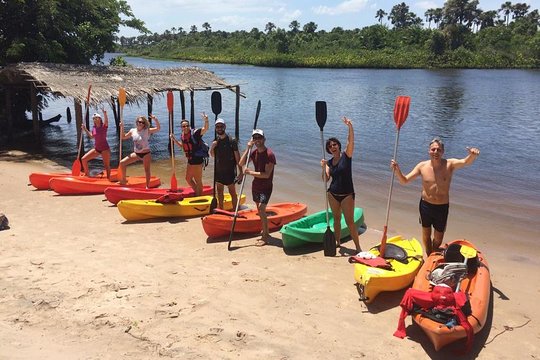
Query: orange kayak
201 202 308 238
410 239 491 351
49 175 160 195
29 169 118 190
104 185 213 205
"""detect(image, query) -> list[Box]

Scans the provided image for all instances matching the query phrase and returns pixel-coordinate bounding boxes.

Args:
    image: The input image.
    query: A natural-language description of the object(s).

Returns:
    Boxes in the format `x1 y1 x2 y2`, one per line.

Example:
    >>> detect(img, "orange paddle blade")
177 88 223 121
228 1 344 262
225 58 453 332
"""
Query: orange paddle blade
71 159 82 176
118 88 126 107
393 96 410 130
167 90 174 112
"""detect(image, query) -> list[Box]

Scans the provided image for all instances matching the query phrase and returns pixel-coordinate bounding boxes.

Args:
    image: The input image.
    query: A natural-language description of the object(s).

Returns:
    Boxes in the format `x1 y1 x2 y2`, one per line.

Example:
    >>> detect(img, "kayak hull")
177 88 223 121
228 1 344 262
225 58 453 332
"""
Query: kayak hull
49 175 160 195
353 235 423 303
117 194 246 221
29 169 118 190
411 239 491 351
201 202 308 238
279 207 364 249
104 185 213 204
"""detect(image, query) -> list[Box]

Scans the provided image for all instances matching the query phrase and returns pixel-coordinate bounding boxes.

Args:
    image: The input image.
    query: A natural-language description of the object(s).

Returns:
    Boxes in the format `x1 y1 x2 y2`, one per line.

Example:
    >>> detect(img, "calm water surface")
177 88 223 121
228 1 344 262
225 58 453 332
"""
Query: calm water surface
33 54 540 247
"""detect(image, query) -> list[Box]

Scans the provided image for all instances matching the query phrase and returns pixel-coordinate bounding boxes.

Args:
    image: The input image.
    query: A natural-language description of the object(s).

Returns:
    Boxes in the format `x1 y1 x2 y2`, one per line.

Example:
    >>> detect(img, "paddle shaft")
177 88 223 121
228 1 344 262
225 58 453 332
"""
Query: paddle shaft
211 92 222 203
167 91 177 190
228 100 261 251
320 130 330 226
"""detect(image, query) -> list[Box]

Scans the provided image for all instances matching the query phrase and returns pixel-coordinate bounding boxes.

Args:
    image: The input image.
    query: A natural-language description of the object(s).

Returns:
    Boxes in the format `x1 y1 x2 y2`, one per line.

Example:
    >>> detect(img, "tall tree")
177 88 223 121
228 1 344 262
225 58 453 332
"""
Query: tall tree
500 1 513 25
0 0 147 65
376 9 387 24
202 22 212 34
303 21 318 33
388 2 422 28
265 22 276 33
289 20 300 34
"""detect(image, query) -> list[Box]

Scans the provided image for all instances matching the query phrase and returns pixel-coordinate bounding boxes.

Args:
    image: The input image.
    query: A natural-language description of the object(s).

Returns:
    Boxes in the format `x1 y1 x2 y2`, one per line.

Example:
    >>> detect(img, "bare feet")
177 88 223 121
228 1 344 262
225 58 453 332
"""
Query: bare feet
256 233 270 246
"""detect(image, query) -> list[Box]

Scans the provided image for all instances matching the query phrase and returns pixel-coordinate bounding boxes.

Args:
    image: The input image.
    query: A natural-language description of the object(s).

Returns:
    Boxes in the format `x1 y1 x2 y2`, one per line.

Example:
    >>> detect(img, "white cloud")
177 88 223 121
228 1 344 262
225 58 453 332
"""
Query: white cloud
312 0 369 15
415 1 439 10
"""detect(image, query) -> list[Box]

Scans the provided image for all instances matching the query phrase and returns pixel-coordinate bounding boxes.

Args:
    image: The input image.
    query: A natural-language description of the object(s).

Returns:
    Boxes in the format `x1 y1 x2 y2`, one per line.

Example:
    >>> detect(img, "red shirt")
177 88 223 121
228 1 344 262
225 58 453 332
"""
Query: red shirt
249 147 276 192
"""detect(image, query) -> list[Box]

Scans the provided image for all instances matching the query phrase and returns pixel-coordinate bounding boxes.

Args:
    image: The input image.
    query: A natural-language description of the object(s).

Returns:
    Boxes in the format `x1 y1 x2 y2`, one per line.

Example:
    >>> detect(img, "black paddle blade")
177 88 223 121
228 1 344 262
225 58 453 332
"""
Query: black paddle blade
253 100 261 130
315 101 327 131
211 91 222 117
323 227 336 257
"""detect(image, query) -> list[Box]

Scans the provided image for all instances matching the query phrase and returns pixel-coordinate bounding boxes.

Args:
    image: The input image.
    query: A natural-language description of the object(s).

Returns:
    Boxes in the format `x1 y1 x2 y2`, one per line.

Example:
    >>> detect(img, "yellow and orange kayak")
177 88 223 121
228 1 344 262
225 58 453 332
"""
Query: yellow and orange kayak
117 194 246 221
201 202 308 238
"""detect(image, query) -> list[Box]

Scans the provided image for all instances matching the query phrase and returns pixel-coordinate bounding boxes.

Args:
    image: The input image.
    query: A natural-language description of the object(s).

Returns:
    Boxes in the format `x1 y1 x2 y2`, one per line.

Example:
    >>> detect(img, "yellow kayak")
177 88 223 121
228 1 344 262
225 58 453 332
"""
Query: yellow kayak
117 194 246 221
351 235 423 303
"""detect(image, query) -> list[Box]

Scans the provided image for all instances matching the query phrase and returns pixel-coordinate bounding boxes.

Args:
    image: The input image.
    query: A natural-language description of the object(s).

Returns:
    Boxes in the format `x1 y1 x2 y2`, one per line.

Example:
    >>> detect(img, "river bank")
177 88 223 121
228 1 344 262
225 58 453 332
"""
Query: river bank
0 150 538 359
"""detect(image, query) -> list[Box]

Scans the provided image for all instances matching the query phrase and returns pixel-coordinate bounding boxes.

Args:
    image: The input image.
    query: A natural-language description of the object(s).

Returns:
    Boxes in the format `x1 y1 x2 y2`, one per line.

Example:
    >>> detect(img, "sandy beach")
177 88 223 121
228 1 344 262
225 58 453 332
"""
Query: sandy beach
0 149 538 359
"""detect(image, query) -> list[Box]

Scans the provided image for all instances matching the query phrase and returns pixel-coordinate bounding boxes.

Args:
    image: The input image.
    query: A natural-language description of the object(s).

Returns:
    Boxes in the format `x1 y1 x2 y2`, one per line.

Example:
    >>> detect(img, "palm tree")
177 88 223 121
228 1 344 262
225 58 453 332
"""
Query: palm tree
512 3 530 18
265 22 276 33
433 8 444 28
303 21 318 33
425 9 435 28
289 20 300 34
499 1 513 25
202 22 211 35
376 9 387 24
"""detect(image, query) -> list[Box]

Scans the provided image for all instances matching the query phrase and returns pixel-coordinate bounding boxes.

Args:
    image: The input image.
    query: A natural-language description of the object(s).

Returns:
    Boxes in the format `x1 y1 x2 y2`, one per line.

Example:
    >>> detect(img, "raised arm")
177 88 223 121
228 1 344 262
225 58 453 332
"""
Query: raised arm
450 147 480 170
200 112 209 135
343 117 354 158
102 109 109 127
119 122 132 140
148 115 160 134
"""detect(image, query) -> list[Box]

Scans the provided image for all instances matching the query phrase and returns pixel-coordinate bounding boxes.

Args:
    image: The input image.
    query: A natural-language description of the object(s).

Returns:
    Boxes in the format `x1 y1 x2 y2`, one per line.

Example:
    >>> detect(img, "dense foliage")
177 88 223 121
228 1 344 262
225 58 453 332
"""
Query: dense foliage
0 0 147 65
121 1 539 69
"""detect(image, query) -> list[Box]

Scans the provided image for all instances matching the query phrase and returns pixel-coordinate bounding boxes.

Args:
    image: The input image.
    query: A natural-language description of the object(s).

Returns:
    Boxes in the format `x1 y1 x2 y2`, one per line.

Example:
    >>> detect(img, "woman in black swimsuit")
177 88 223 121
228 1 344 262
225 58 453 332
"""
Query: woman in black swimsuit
321 117 361 253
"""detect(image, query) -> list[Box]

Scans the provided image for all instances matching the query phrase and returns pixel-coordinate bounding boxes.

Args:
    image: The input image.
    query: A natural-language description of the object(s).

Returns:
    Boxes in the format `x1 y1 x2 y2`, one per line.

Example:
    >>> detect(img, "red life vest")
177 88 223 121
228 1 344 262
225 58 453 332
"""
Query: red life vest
394 285 474 354
181 131 194 159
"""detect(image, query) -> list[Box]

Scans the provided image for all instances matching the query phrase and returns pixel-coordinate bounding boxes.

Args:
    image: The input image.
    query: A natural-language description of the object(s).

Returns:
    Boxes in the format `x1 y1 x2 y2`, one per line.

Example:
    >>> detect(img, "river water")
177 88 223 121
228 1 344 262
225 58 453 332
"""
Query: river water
33 54 540 250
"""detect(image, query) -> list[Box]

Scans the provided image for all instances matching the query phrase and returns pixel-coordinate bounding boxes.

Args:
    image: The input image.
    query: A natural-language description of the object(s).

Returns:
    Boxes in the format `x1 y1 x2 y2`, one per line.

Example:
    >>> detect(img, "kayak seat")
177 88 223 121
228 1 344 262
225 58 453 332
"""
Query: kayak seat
444 243 479 274
428 262 468 288
373 243 408 264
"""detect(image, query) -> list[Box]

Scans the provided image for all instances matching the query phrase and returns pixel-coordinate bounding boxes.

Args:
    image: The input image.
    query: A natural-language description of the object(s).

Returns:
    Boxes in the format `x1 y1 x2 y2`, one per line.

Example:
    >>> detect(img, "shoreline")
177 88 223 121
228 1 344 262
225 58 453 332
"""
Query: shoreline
1 150 539 358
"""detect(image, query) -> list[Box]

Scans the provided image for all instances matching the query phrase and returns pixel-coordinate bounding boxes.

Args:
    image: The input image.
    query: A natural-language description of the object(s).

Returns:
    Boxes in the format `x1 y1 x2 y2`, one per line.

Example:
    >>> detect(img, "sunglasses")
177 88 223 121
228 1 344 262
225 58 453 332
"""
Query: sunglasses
252 135 263 140
216 125 225 128
181 124 189 128
137 121 145 124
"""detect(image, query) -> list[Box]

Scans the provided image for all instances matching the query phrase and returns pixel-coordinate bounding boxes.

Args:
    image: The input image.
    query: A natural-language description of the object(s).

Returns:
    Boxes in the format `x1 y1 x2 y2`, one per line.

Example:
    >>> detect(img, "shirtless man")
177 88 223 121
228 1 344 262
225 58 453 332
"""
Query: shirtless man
390 137 480 255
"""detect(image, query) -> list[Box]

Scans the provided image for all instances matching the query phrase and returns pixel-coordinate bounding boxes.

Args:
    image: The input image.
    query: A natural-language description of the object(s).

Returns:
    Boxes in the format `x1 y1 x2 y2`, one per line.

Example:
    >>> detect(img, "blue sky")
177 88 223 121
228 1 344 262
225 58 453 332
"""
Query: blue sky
119 0 539 37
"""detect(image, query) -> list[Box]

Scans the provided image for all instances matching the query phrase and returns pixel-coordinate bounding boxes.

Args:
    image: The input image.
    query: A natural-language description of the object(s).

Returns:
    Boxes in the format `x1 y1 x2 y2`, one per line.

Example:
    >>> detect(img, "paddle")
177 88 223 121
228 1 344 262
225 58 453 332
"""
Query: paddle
167 90 178 191
72 85 92 175
454 245 477 292
380 96 411 258
316 101 336 257
227 100 261 251
210 91 222 211
117 88 127 180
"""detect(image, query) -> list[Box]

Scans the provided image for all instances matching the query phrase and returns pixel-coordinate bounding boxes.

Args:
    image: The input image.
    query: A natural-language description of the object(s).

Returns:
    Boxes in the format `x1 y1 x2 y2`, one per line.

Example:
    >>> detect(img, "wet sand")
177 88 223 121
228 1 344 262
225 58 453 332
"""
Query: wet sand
0 150 538 359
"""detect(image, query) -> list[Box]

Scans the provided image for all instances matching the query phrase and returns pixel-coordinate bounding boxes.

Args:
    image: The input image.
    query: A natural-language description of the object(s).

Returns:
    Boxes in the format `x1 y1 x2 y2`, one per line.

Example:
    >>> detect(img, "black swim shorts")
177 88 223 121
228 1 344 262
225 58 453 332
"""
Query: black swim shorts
419 198 449 233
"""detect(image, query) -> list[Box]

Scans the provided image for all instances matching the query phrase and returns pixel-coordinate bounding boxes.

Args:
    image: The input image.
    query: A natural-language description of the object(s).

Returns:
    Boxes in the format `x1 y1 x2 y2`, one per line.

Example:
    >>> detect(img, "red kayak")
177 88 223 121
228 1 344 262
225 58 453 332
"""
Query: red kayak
104 185 213 204
49 175 160 195
201 202 308 238
29 169 118 190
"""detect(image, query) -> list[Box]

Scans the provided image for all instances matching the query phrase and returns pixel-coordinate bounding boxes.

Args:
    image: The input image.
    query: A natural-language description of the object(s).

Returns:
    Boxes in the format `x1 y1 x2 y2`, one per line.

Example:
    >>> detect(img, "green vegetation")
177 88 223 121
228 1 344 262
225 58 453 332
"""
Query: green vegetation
121 1 539 69
0 0 147 65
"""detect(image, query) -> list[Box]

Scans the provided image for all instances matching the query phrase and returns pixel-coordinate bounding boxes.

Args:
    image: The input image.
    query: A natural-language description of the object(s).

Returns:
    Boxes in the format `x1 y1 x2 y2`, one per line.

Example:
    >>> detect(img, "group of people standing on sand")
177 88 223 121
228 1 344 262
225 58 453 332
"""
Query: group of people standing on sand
81 108 479 254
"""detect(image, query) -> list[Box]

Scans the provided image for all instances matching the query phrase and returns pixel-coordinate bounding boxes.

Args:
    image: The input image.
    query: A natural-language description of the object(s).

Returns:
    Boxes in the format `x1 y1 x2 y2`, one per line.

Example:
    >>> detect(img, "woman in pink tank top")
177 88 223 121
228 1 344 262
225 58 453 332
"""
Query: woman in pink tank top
81 110 111 179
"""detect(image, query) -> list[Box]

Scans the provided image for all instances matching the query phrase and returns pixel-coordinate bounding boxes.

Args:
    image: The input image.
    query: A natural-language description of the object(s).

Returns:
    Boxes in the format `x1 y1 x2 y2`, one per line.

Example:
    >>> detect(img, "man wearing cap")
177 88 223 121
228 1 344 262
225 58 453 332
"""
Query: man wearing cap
239 129 276 246
81 110 111 179
390 137 480 255
210 118 242 210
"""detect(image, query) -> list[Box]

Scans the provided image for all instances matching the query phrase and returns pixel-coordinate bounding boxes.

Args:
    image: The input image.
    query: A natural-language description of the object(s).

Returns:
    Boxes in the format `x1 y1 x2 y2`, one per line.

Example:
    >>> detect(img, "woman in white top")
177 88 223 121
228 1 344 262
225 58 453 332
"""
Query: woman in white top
119 115 160 187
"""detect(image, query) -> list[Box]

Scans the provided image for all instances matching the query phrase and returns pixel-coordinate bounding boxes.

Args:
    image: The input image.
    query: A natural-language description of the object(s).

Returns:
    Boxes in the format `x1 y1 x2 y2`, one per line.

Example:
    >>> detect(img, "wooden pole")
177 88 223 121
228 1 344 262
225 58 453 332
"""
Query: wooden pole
190 90 195 128
180 90 186 120
30 85 40 142
74 98 83 152
147 94 153 124
5 86 13 142
235 86 240 141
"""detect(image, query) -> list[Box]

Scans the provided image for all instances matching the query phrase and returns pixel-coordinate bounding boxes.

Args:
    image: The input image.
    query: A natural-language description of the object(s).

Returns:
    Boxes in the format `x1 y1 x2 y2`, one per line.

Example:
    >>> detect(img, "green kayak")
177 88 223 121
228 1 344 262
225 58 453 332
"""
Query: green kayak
280 207 365 249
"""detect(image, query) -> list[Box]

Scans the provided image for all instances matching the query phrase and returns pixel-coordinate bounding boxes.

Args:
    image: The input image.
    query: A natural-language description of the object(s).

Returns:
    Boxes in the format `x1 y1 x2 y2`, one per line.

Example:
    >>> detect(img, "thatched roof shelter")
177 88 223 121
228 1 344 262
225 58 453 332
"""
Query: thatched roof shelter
0 62 238 106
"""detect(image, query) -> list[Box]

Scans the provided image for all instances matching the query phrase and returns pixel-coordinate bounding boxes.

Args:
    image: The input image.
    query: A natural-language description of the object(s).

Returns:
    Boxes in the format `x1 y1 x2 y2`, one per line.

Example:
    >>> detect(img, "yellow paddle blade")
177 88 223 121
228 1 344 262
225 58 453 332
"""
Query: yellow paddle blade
460 245 477 259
